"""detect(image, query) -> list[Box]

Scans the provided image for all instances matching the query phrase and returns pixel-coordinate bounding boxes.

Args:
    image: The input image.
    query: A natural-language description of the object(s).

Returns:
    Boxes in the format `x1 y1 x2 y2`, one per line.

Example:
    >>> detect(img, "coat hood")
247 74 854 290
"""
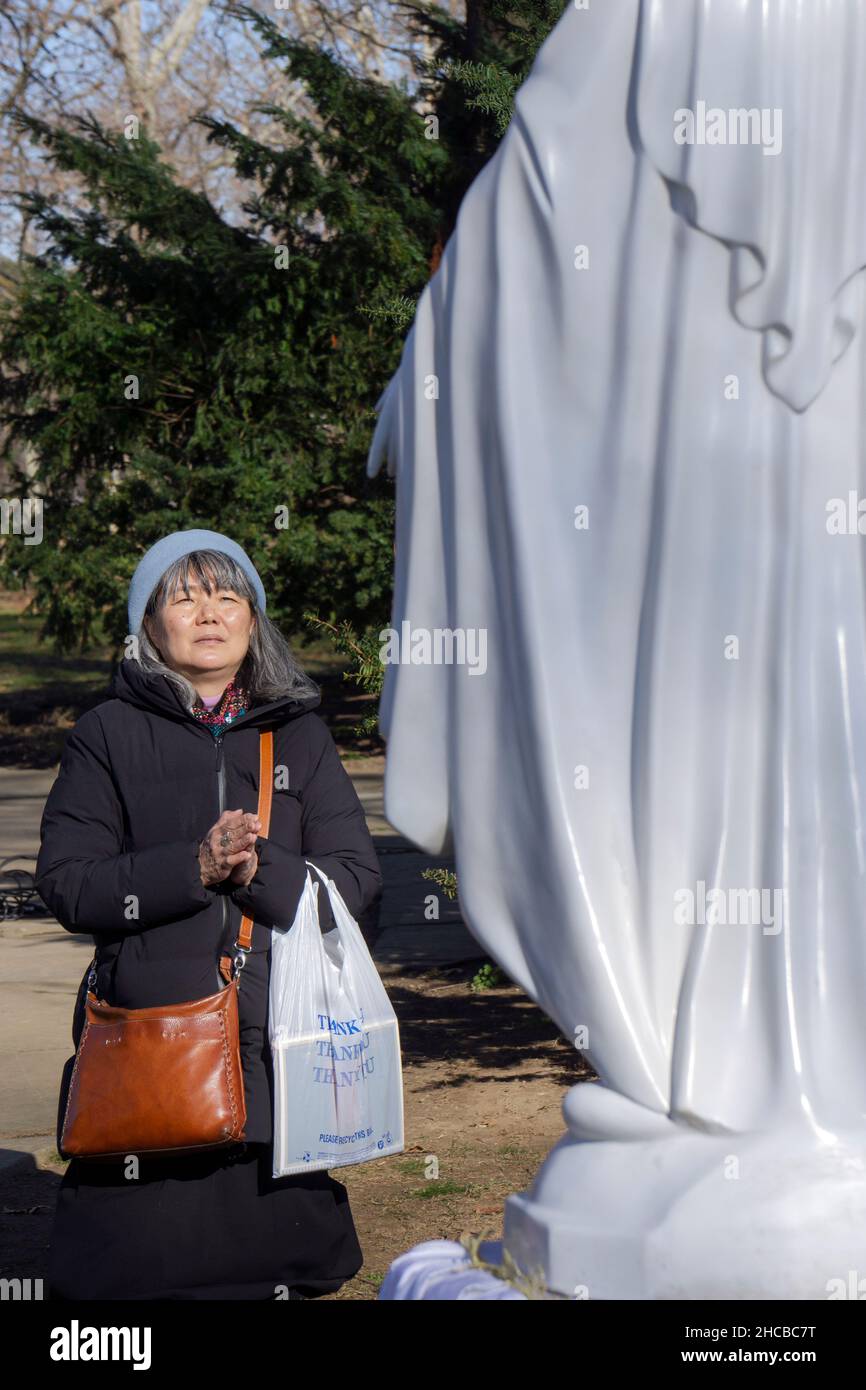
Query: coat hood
109 657 322 729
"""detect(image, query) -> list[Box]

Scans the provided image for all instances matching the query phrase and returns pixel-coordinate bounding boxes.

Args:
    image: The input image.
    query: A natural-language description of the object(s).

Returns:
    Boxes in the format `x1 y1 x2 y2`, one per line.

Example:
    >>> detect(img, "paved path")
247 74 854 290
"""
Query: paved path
0 756 481 1173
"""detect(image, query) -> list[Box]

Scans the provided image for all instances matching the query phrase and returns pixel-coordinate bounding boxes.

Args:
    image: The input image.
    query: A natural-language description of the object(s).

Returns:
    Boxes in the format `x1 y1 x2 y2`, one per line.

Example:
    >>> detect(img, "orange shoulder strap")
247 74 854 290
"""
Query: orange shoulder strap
220 730 274 978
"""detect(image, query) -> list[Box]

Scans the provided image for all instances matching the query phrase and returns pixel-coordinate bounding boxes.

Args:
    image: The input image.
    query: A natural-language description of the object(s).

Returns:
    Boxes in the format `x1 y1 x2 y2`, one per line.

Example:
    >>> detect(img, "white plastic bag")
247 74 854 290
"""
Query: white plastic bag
268 860 404 1176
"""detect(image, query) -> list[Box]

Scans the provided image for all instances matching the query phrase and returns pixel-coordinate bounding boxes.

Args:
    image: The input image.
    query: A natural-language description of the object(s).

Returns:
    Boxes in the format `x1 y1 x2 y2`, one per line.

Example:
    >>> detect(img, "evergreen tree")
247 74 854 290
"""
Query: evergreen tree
0 0 566 657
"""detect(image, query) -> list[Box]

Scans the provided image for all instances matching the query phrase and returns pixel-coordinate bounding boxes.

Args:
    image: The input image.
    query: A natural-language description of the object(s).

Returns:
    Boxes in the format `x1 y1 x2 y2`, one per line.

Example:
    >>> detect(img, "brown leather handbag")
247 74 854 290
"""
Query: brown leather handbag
58 729 274 1162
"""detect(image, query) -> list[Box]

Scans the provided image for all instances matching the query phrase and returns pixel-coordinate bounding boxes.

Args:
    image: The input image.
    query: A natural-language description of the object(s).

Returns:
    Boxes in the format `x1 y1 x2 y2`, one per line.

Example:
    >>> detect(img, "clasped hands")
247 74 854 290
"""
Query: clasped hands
199 809 262 889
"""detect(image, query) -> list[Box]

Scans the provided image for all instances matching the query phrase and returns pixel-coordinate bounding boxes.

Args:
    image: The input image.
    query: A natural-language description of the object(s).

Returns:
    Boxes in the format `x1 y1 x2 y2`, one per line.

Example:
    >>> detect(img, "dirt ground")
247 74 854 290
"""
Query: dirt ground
329 959 594 1299
0 959 594 1301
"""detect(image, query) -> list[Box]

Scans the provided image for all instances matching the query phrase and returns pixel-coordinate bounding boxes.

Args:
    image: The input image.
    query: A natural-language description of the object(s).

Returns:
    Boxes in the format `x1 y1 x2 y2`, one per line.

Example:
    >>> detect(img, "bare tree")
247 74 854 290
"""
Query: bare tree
0 0 466 256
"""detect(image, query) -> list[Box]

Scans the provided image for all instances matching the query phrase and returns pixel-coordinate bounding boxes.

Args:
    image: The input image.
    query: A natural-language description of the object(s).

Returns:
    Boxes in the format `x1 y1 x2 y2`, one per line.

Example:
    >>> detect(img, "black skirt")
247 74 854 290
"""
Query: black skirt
46 1142 363 1300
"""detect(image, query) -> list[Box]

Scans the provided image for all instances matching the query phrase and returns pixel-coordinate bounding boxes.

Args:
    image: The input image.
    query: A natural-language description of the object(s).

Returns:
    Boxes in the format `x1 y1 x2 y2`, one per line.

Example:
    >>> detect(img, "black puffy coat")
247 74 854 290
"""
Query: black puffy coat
36 658 384 1146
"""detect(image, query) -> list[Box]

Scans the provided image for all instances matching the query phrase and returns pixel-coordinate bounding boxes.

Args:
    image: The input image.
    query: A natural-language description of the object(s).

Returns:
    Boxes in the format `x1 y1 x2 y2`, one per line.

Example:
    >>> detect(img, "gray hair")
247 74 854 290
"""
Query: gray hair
135 548 320 711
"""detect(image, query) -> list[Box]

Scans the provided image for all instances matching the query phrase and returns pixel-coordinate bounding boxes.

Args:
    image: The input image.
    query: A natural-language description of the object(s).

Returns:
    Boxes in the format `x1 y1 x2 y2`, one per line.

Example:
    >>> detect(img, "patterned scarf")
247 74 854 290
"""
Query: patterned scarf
191 677 250 738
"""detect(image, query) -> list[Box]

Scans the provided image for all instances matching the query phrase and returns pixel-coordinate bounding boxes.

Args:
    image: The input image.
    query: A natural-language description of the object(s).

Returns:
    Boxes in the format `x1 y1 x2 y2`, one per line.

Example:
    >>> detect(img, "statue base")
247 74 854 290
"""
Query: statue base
503 1086 866 1299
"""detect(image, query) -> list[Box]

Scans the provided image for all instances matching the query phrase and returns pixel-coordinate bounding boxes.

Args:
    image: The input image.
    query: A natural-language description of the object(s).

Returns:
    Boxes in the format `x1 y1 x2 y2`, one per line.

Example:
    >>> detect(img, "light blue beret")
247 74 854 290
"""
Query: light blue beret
127 528 267 636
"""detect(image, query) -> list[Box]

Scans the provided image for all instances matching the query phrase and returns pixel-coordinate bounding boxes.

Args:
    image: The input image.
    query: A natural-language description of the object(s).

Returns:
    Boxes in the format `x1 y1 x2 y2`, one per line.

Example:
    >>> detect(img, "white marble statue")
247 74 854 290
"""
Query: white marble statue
369 0 866 1298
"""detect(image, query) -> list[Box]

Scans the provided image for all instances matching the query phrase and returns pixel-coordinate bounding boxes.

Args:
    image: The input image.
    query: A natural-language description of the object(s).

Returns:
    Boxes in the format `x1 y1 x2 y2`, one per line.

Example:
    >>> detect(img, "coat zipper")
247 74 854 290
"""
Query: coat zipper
206 711 278 987
215 731 229 989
